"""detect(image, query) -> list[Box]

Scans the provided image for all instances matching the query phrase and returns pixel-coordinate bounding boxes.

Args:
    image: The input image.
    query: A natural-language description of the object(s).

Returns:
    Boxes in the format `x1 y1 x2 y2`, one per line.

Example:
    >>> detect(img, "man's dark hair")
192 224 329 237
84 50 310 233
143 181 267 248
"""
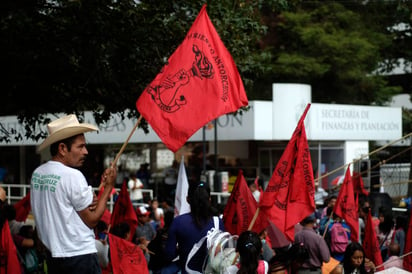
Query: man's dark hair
50 134 81 156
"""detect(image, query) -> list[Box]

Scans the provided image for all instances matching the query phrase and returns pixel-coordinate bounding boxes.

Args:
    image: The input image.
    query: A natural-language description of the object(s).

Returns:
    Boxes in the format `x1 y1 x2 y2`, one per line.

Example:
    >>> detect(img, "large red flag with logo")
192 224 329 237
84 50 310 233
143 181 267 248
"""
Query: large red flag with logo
136 4 248 152
110 182 138 241
352 171 369 196
403 208 412 272
333 165 359 243
223 170 263 235
258 104 316 241
14 192 31 222
1 220 22 273
363 210 383 271
109 233 149 274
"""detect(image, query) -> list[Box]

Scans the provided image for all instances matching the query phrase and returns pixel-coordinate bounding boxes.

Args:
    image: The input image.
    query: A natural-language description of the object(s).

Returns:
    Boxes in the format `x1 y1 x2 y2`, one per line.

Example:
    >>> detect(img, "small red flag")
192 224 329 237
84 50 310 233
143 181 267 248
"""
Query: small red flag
110 182 138 241
223 170 261 235
136 4 248 152
108 233 149 274
363 210 383 271
333 165 359 243
403 208 412 272
97 185 112 225
1 220 22 273
258 104 316 241
13 192 31 222
352 172 369 196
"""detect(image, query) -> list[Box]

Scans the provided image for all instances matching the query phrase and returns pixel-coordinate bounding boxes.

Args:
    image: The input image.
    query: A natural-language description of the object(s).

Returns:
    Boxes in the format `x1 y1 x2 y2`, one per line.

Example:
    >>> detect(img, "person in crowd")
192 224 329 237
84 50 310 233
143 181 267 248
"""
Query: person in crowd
392 215 407 255
294 213 330 274
342 242 376 274
0 185 6 202
248 180 261 203
127 173 144 206
358 200 371 244
136 163 151 190
4 203 24 236
134 205 156 263
149 197 165 231
163 160 179 200
259 228 275 262
377 206 395 262
224 230 268 274
384 242 403 269
30 114 117 274
160 197 175 215
319 206 333 236
164 181 224 274
115 165 128 187
148 210 177 274
94 220 109 270
321 195 337 219
327 213 351 262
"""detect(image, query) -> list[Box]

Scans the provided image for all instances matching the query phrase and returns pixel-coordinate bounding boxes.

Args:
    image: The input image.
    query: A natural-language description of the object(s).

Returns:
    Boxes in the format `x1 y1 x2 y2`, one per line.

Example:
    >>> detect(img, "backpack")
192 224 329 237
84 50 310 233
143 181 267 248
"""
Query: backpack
329 222 349 253
185 216 238 274
23 248 39 273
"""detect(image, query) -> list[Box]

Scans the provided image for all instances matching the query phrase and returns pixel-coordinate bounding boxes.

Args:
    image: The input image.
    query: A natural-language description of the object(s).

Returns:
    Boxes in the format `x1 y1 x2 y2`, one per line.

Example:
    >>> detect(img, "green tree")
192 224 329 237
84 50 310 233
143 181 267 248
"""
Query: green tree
0 0 277 142
253 1 403 104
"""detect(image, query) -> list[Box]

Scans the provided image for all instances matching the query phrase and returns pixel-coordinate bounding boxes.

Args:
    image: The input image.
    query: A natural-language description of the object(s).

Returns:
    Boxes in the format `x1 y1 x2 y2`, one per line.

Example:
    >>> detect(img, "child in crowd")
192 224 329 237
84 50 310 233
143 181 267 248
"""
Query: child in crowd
224 230 268 274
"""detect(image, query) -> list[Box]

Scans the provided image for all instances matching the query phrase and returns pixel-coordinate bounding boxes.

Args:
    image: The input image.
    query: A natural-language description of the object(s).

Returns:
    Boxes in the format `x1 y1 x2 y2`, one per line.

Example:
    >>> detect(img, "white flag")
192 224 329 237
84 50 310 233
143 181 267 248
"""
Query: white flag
174 155 191 216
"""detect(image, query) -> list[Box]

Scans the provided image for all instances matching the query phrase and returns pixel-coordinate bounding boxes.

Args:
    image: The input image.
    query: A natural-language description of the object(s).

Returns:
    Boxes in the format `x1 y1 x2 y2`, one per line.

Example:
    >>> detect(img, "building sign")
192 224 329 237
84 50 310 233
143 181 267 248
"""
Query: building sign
307 103 402 140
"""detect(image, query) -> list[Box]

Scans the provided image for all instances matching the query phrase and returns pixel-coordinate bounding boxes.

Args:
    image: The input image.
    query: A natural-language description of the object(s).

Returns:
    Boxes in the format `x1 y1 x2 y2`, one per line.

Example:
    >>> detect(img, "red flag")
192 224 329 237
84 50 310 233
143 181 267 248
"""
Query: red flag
223 170 262 235
352 172 369 196
1 220 22 273
13 192 31 222
333 165 359 243
403 208 412 272
110 182 138 241
258 104 315 241
97 185 112 225
108 233 149 274
136 4 248 152
363 210 383 271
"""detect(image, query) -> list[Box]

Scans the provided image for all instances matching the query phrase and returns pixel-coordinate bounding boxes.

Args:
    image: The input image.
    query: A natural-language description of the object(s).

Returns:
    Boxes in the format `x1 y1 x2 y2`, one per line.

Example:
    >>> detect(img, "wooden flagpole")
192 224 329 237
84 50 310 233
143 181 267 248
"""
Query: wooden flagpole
111 115 143 168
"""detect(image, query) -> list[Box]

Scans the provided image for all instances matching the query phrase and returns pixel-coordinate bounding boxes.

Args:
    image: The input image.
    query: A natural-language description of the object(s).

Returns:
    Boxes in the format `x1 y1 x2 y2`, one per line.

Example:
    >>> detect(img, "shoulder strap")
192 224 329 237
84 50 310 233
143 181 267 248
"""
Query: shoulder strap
185 235 206 274
185 216 220 274
213 216 219 229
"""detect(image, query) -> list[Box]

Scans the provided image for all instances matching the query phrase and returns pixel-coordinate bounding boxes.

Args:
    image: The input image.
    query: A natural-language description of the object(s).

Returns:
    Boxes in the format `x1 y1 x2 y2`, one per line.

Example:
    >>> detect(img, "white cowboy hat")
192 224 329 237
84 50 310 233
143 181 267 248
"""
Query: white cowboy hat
37 114 98 152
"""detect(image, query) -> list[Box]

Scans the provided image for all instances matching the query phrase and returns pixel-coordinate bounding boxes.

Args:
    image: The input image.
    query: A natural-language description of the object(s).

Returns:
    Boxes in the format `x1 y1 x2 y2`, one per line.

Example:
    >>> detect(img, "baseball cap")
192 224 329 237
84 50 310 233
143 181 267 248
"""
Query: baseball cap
136 206 150 216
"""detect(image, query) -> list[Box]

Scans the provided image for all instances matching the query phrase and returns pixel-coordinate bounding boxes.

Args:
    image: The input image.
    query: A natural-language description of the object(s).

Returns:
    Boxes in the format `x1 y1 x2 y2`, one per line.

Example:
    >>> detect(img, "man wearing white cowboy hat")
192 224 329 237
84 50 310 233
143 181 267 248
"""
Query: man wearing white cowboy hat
30 114 117 274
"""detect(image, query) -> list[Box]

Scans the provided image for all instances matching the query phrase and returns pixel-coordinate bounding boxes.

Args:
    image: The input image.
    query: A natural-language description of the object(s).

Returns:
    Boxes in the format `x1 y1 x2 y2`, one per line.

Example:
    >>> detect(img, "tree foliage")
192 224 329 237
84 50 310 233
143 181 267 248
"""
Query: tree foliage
0 0 275 142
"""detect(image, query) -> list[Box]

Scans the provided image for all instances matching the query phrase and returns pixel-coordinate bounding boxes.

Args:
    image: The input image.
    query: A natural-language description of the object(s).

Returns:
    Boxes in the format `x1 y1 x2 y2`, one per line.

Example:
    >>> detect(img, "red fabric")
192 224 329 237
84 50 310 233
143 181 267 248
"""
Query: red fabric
1 220 22 274
333 165 359 243
258 104 316 241
110 183 138 241
223 170 261 235
136 4 248 152
97 185 112 225
13 192 31 222
403 208 412 272
351 172 369 196
108 233 149 274
363 210 383 271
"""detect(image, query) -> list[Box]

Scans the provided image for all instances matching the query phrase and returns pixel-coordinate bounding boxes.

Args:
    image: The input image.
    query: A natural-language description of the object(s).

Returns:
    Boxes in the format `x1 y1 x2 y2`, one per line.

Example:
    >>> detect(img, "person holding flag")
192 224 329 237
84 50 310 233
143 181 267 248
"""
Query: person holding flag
30 114 117 274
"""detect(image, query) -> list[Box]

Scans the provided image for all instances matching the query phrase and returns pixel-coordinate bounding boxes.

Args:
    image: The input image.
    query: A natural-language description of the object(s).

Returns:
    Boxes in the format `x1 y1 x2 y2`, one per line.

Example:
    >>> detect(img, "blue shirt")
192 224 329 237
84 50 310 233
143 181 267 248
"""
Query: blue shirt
165 213 224 273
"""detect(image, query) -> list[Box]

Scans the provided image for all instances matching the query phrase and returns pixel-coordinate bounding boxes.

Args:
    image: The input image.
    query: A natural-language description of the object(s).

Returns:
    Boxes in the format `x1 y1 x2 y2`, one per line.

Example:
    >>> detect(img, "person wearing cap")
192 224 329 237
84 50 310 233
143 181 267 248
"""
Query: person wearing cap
30 114 117 274
134 205 156 264
294 213 330 274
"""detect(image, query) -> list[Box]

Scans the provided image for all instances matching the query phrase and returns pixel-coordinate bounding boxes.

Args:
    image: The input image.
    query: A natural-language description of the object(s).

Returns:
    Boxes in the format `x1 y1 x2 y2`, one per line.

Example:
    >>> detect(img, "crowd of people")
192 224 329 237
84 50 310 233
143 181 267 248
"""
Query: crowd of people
0 114 411 274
